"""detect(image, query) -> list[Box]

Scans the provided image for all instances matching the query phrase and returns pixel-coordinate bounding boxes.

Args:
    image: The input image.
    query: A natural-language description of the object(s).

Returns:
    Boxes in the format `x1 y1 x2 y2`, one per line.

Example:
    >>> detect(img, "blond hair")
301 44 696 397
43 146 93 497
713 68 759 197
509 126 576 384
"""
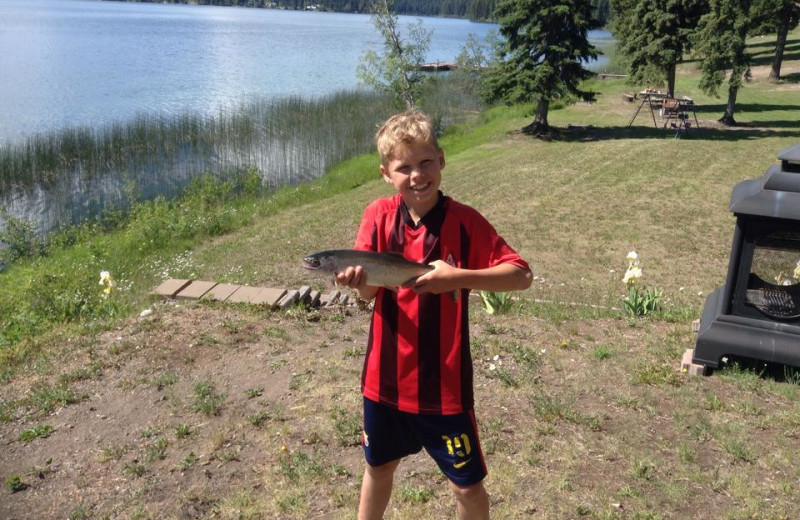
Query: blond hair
375 111 439 165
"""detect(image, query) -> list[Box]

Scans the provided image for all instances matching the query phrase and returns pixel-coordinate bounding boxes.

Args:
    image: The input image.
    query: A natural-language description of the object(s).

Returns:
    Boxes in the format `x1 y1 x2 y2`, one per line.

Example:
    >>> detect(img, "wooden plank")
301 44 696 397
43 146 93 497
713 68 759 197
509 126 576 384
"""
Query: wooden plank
251 288 287 307
277 290 300 309
205 283 241 302
226 286 263 303
176 280 217 300
297 286 312 303
151 279 191 298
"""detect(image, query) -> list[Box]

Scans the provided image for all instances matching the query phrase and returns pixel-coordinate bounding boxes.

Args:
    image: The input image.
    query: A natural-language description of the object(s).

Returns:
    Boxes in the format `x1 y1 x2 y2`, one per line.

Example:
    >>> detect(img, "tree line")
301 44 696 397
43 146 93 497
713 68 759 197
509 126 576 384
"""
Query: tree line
106 0 611 24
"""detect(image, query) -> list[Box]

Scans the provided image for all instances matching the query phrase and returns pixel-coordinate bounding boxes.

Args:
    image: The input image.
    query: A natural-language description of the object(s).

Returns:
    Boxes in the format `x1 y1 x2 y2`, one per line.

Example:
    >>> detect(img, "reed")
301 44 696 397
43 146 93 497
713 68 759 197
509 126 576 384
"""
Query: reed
0 82 482 241
0 91 391 238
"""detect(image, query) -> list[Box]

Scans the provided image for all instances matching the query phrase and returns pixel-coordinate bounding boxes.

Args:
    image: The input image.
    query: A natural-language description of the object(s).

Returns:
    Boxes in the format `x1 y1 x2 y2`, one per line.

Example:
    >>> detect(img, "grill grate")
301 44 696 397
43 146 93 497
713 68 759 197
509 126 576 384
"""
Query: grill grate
745 274 800 320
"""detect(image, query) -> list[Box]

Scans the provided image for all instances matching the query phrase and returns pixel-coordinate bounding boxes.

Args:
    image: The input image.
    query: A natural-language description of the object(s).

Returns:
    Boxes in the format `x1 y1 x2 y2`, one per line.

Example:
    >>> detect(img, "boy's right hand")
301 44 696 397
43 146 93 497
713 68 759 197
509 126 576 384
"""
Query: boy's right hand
335 265 368 290
335 265 380 301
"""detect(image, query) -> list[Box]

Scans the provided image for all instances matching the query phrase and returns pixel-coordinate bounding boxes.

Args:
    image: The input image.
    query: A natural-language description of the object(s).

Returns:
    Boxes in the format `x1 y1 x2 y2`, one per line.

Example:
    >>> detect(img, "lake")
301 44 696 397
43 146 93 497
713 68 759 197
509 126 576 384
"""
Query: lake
0 0 611 146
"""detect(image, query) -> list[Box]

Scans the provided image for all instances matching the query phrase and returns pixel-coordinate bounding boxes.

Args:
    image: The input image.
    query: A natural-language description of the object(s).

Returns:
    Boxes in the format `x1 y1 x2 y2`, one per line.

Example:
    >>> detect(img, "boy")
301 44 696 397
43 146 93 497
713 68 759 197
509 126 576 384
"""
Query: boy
336 110 532 520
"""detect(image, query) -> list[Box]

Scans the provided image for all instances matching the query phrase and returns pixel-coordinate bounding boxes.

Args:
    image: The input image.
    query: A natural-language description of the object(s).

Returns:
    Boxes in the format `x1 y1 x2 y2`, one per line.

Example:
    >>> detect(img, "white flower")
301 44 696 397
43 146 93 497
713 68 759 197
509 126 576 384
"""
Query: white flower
626 251 639 264
622 266 642 284
99 270 115 297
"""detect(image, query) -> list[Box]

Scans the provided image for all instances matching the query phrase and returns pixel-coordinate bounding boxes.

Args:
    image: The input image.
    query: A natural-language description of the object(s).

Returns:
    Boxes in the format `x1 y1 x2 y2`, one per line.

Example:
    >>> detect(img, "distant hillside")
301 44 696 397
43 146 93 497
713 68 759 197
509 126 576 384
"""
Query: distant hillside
105 0 500 22
106 0 612 24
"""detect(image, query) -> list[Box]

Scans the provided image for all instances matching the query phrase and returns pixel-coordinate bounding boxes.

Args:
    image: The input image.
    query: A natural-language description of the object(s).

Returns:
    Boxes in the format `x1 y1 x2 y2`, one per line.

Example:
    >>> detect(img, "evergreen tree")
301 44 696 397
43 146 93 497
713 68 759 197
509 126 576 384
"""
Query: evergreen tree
356 0 433 109
694 0 752 125
484 0 599 135
751 0 800 82
610 0 706 98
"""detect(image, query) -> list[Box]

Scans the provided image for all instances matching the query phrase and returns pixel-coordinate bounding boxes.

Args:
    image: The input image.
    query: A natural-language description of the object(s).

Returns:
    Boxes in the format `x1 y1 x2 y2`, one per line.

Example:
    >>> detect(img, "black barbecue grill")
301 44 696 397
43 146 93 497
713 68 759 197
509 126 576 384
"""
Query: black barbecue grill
693 143 800 371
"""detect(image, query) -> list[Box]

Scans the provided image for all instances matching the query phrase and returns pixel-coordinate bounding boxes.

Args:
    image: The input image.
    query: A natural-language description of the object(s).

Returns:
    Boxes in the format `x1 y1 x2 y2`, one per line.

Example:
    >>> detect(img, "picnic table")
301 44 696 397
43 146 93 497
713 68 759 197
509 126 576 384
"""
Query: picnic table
627 90 699 132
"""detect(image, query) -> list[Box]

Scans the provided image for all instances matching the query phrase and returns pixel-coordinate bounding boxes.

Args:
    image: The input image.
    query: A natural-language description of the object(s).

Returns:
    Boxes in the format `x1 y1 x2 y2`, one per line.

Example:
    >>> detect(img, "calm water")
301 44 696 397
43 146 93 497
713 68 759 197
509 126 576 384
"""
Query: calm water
0 0 610 145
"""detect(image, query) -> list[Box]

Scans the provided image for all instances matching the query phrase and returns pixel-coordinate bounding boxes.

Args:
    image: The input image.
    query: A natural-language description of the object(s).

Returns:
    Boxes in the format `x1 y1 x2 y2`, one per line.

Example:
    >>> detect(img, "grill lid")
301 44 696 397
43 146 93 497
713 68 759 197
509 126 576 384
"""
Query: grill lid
730 144 800 220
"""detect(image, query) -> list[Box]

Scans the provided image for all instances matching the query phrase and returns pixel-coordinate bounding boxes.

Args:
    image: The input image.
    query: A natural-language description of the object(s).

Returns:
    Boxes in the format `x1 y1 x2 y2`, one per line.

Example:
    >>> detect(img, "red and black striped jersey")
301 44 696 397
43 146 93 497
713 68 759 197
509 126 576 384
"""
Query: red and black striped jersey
354 192 529 415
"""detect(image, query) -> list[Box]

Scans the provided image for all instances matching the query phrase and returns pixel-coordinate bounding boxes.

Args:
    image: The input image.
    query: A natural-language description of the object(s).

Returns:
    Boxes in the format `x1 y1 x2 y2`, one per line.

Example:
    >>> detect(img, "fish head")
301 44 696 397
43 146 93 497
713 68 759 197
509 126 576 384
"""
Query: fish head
302 251 337 273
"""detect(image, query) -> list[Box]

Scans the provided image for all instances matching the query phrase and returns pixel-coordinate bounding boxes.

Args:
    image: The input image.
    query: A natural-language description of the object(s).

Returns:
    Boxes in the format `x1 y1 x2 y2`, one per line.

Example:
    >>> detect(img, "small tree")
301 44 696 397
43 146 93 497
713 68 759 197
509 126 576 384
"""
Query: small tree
694 0 752 125
356 0 433 109
484 0 599 136
452 30 501 99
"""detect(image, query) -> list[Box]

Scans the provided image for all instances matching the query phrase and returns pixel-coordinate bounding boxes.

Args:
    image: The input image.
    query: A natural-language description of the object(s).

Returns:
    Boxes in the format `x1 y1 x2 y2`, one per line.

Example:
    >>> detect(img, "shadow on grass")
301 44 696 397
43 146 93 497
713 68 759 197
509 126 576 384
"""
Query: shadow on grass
751 46 800 67
746 38 799 50
681 36 799 65
551 125 800 143
693 103 800 114
782 72 800 83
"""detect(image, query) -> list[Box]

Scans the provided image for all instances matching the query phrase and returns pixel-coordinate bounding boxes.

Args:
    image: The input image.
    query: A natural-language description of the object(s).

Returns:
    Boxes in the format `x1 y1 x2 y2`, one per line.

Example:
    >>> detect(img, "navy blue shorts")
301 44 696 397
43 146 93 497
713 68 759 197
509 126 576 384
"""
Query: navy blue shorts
361 397 488 487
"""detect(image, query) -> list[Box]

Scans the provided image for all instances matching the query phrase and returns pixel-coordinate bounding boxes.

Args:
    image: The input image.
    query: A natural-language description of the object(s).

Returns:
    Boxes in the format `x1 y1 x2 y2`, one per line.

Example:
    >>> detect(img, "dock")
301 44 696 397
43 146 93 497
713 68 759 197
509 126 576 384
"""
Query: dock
417 61 457 72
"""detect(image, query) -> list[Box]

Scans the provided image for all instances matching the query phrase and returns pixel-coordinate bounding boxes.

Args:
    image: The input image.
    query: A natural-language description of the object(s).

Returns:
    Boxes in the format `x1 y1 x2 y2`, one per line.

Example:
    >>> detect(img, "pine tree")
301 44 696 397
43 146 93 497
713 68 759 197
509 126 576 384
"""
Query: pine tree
484 0 599 135
694 0 752 125
751 0 800 82
610 0 707 97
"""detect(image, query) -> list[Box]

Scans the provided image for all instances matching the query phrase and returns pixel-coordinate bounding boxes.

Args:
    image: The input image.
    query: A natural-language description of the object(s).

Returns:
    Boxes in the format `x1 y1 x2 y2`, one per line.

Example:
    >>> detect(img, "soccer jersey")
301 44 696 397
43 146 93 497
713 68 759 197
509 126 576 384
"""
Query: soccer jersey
354 192 529 415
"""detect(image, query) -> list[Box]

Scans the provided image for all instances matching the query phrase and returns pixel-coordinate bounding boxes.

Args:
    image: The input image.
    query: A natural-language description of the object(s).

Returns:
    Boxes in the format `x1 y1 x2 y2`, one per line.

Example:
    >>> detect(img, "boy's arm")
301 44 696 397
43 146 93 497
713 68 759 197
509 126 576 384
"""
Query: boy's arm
410 261 532 295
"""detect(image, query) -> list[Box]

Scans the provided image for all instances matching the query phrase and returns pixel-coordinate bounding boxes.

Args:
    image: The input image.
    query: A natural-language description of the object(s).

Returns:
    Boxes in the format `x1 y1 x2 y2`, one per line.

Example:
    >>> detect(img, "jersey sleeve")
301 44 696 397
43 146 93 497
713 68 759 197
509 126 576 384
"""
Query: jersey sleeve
354 200 380 252
468 210 530 272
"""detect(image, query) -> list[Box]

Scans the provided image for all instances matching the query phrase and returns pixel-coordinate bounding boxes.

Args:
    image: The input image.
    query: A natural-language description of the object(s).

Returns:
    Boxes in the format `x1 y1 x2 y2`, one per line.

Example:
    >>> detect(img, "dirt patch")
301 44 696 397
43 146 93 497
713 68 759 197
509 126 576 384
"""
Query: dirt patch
2 299 799 519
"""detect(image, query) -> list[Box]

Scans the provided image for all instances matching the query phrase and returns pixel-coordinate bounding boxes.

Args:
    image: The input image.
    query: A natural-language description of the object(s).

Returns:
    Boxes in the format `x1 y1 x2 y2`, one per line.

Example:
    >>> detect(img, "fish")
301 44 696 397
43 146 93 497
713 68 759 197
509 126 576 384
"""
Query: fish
302 249 433 288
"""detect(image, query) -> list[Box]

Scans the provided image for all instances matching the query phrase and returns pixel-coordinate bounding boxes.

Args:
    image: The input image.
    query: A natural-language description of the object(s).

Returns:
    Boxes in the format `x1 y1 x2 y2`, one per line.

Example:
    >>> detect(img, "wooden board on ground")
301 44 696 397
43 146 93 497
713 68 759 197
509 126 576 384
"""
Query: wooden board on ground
151 279 192 298
176 281 217 299
277 290 300 309
204 283 241 302
226 286 263 304
250 288 287 307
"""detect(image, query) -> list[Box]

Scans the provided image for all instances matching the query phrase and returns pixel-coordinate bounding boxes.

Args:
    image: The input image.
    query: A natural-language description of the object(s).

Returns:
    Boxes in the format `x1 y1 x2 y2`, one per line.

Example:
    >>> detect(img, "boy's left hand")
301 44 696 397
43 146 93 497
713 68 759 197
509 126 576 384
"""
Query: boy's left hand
408 260 461 295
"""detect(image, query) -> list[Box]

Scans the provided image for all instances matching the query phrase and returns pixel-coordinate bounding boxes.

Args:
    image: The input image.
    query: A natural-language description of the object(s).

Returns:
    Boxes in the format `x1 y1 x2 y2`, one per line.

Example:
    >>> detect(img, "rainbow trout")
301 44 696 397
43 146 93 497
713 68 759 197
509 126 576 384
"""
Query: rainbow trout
303 249 433 288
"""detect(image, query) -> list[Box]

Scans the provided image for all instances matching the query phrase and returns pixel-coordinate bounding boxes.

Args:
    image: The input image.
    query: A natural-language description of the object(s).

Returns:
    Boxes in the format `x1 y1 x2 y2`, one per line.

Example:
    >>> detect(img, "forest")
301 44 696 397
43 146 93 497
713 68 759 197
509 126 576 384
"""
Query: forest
106 0 612 24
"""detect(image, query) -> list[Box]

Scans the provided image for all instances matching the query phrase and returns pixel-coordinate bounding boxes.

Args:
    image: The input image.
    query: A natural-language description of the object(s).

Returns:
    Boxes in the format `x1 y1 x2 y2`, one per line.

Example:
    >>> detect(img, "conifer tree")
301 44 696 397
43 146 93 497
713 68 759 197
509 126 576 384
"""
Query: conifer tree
693 0 752 125
484 0 599 135
610 0 707 97
751 0 800 82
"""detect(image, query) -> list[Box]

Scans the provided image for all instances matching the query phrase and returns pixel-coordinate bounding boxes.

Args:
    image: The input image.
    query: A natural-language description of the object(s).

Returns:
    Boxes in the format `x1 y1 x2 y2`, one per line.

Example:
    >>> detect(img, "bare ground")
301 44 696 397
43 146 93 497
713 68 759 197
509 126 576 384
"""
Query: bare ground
2 293 798 519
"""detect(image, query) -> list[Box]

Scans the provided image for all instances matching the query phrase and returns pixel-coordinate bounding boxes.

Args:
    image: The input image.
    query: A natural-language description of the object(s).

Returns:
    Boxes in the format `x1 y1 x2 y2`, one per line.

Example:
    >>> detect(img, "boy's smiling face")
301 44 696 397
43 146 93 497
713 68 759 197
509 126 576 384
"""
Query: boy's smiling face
380 139 445 223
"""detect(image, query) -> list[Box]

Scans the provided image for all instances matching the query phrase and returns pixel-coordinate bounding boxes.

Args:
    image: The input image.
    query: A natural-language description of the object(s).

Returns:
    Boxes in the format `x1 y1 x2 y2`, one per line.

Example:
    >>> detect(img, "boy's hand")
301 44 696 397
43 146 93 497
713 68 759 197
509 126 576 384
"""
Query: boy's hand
335 265 368 290
335 265 380 301
409 260 461 295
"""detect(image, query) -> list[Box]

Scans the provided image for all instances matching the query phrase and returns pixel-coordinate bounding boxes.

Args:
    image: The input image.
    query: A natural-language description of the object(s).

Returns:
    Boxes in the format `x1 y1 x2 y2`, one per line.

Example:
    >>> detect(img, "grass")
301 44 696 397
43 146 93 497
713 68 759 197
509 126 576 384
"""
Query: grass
192 381 225 416
17 424 53 442
1 28 799 520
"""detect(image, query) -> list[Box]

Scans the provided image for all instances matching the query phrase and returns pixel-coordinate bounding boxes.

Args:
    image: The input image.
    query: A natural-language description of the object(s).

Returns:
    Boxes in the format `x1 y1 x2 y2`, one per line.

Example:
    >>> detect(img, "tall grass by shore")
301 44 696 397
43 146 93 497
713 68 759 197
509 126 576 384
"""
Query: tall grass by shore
0 91 398 239
0 80 483 242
